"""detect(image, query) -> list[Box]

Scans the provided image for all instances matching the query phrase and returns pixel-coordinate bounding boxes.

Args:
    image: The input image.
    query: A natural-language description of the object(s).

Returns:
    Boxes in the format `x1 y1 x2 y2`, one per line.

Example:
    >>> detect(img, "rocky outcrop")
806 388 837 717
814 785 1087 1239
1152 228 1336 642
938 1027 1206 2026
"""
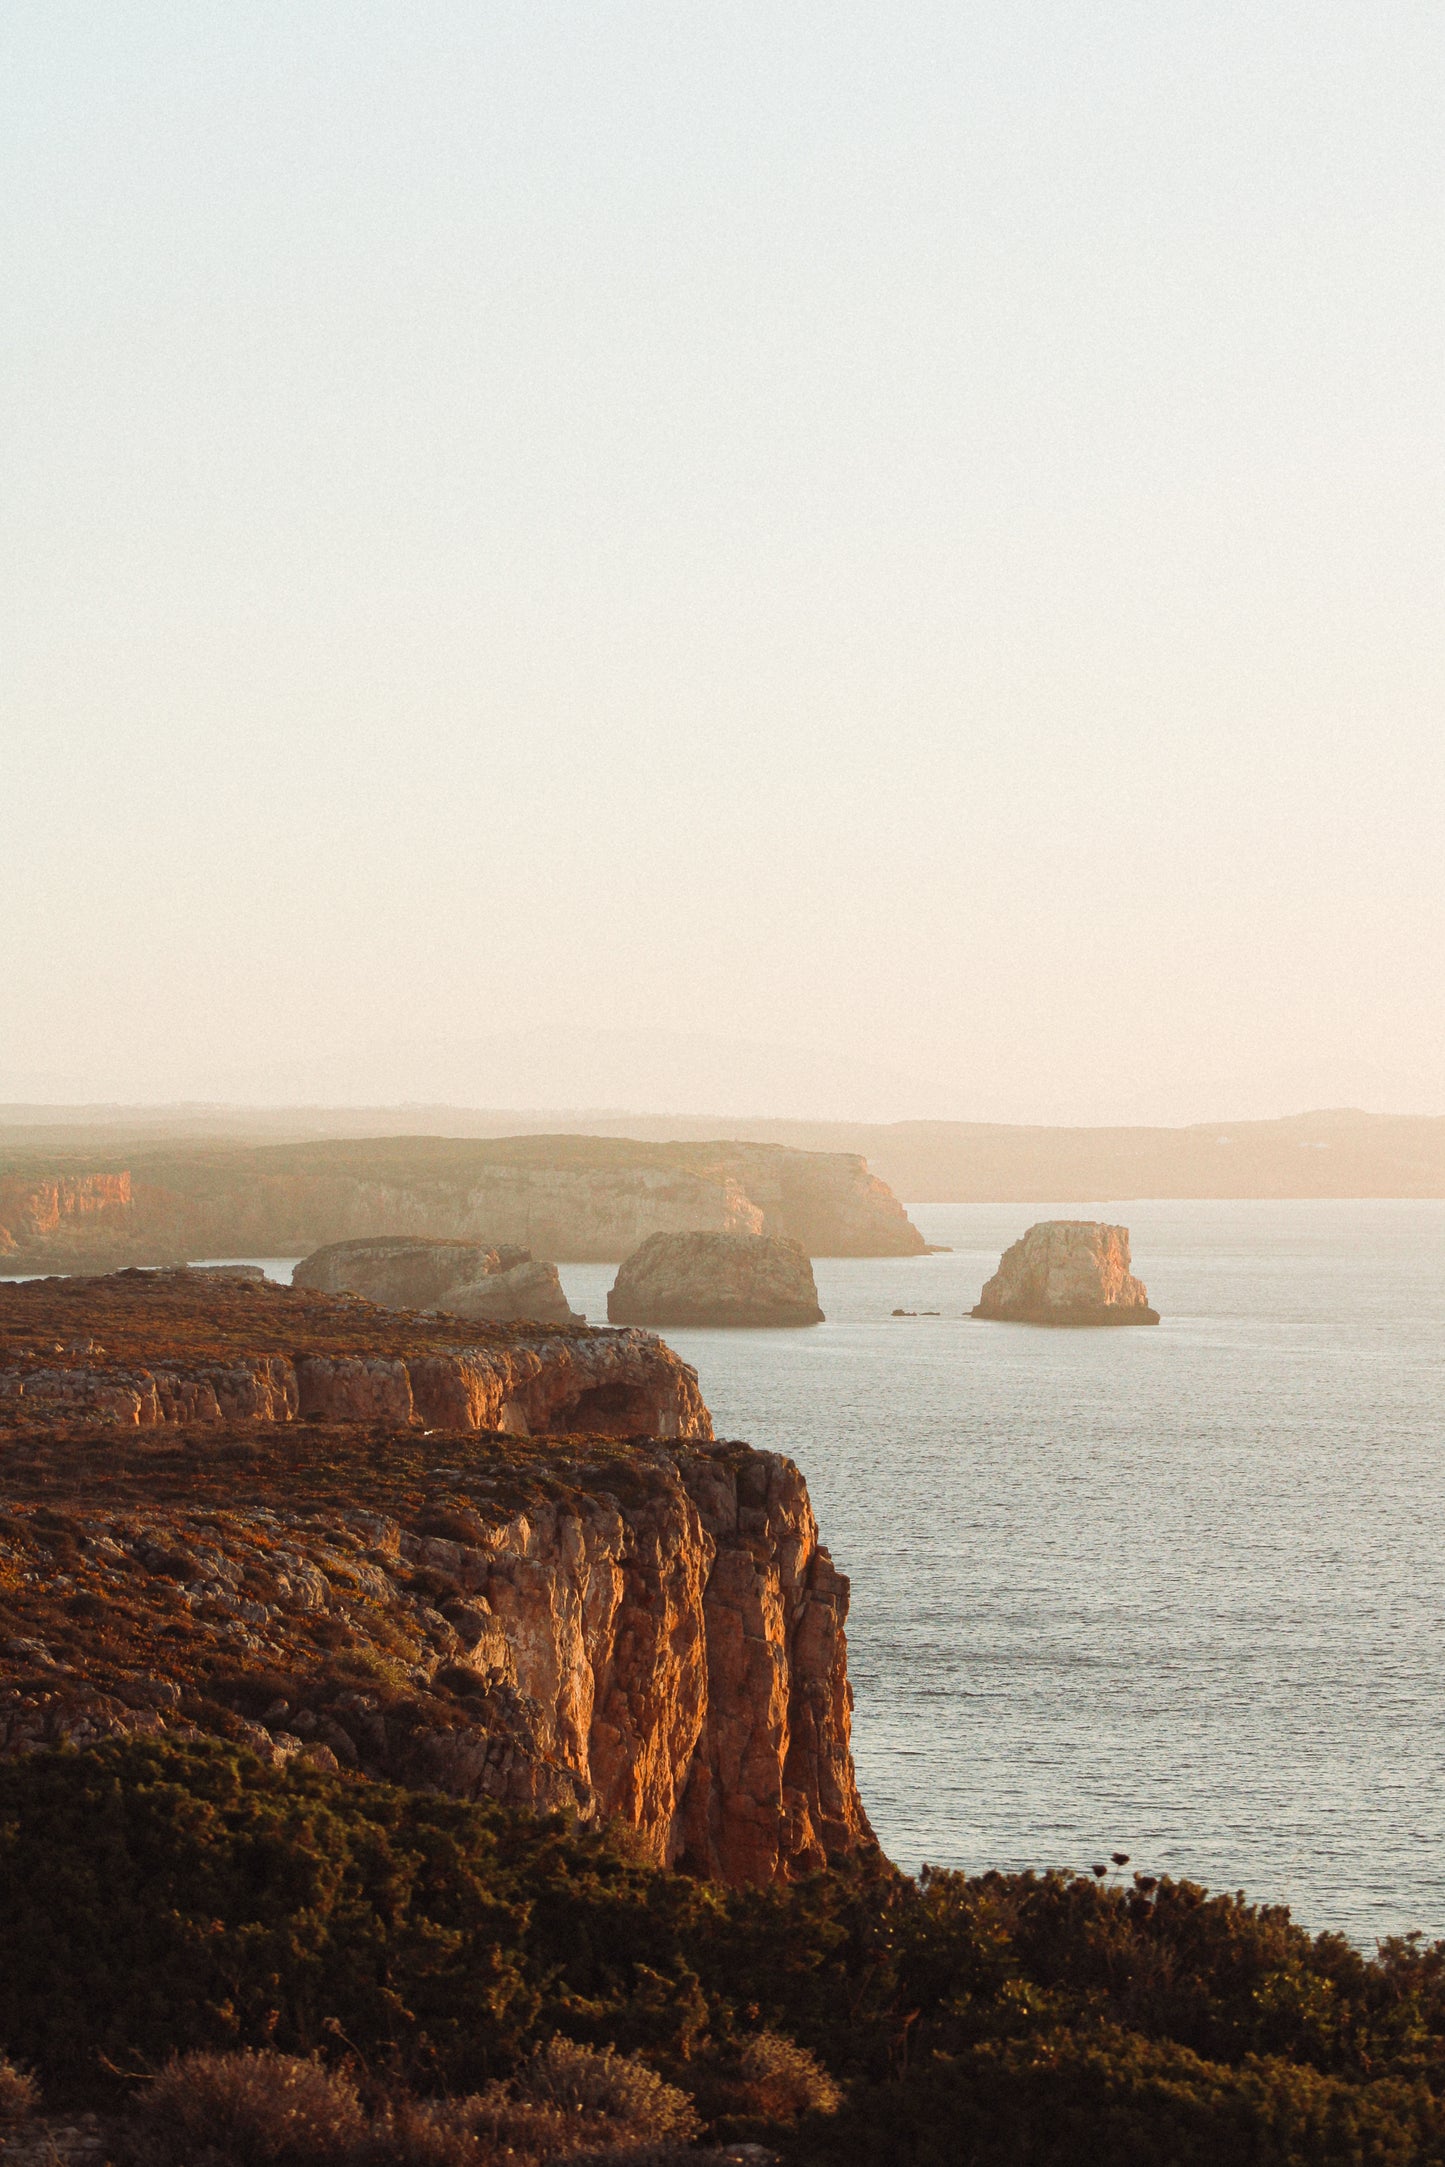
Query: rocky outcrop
0 1421 872 1884
608 1232 824 1328
972 1220 1159 1325
0 1136 924 1267
442 1258 582 1327
294 1236 512 1307
0 1271 710 1441
293 1236 581 1327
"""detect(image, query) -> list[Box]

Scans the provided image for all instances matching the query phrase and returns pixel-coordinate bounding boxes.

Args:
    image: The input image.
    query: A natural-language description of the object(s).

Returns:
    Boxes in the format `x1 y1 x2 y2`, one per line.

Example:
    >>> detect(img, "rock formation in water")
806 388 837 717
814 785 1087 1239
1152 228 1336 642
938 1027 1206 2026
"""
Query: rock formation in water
295 1236 512 1306
0 1272 871 1885
0 1270 708 1439
607 1232 824 1328
293 1236 581 1326
972 1220 1159 1325
0 1135 925 1268
442 1257 583 1327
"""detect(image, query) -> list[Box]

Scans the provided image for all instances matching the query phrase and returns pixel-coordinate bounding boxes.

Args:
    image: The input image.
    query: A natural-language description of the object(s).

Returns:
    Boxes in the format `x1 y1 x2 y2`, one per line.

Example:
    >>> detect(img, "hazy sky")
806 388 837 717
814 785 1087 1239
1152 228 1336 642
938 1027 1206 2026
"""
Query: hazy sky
3 3 1443 1124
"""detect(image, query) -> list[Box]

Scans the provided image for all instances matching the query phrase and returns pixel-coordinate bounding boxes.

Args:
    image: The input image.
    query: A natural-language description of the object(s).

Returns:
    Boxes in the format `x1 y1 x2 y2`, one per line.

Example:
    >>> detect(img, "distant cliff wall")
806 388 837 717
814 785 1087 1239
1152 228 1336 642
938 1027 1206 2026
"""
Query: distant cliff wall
0 1136 924 1264
0 1171 132 1257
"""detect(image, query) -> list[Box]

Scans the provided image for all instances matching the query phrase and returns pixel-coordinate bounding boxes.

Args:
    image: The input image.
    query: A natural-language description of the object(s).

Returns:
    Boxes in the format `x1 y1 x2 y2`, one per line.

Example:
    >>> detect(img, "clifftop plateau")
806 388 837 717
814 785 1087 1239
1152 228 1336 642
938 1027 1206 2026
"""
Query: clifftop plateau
0 1133 924 1269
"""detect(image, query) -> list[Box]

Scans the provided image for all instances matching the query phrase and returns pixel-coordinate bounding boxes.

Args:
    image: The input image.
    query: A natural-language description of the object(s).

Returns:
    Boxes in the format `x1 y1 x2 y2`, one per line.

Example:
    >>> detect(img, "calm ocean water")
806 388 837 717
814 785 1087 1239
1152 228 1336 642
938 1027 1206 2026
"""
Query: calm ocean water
561 1201 1445 1947
9 1202 1444 1943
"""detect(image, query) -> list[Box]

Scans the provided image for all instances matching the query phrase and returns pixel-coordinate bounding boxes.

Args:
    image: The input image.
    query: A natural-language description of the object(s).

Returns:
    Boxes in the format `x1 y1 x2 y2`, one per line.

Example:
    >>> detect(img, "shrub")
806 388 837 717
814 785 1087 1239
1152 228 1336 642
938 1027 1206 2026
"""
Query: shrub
0 2050 39 2122
513 2038 699 2142
123 2050 366 2166
15 1739 1445 2164
735 2032 840 2120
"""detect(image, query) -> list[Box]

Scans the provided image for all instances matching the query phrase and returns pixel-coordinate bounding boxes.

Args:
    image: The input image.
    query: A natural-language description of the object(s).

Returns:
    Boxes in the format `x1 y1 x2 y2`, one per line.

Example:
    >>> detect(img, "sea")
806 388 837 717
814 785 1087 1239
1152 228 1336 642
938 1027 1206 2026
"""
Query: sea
9 1199 1445 1946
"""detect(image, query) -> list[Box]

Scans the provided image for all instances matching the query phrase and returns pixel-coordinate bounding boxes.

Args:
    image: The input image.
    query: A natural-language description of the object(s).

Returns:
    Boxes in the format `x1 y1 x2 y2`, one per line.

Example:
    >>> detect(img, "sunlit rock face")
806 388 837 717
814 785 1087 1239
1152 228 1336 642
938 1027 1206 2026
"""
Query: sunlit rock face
608 1232 824 1328
972 1220 1160 1326
0 1270 871 1887
0 1269 708 1441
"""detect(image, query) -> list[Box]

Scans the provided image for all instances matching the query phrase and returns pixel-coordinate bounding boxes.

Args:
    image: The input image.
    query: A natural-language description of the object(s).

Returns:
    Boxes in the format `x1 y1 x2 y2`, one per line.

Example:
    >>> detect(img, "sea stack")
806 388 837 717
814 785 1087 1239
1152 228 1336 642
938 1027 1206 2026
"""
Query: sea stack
293 1236 581 1327
972 1220 1159 1326
608 1231 825 1328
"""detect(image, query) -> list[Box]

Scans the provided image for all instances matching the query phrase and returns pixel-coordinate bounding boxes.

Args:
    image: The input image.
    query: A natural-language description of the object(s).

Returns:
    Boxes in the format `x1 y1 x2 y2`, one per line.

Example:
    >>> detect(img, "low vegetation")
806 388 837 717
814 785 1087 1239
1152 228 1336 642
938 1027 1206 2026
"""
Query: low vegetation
5 1739 1445 2161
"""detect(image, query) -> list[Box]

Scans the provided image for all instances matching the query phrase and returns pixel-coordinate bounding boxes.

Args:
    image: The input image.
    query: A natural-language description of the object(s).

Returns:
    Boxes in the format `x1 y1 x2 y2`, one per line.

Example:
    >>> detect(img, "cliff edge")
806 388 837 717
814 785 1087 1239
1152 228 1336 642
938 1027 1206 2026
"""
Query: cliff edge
0 1272 872 1886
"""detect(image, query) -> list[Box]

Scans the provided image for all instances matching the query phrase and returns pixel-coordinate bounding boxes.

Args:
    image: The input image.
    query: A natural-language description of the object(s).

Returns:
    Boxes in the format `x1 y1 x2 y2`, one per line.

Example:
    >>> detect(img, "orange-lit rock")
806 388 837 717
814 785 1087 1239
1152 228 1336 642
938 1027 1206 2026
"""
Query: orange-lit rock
972 1220 1159 1325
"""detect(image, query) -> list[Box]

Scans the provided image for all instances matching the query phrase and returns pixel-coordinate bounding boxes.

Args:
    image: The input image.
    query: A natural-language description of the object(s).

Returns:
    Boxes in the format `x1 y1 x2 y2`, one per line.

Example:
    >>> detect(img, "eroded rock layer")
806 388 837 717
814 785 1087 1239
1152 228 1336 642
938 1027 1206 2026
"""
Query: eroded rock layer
0 1270 709 1441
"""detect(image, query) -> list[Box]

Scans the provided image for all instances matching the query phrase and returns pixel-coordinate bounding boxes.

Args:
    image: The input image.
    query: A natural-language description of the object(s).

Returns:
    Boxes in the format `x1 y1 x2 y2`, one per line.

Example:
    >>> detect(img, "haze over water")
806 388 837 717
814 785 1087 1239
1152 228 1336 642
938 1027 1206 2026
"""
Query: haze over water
563 1201 1445 1946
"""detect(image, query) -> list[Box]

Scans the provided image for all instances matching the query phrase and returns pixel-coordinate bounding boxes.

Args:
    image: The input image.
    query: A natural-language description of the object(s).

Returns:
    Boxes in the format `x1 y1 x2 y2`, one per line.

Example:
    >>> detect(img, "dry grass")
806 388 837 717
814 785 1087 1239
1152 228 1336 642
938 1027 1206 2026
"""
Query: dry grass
514 2039 699 2142
122 2049 366 2165
735 2032 840 2120
114 2045 703 2167
0 2049 40 2122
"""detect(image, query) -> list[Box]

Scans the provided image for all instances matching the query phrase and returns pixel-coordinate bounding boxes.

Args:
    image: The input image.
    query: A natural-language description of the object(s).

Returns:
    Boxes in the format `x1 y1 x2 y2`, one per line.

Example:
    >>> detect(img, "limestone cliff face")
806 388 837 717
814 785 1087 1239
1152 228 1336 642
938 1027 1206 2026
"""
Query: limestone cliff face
0 1271 710 1441
0 1136 923 1265
608 1232 824 1329
0 1424 873 1884
725 1145 925 1257
134 1161 767 1264
0 1331 708 1441
0 1172 132 1256
972 1220 1159 1325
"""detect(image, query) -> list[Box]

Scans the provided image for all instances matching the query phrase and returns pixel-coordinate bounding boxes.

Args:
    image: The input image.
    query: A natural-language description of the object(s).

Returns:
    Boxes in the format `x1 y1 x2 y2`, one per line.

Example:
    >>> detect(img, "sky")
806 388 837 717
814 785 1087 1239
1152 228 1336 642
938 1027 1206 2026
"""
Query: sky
3 2 1443 1125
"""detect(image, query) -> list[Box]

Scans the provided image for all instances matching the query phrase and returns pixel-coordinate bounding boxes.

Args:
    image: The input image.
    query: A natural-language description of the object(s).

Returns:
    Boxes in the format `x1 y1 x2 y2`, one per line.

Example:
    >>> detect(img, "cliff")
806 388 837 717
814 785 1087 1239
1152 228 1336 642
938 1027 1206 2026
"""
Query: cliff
0 1133 924 1268
12 1105 1445 1204
0 1269 709 1440
0 1171 132 1258
972 1220 1159 1325
0 1276 872 1886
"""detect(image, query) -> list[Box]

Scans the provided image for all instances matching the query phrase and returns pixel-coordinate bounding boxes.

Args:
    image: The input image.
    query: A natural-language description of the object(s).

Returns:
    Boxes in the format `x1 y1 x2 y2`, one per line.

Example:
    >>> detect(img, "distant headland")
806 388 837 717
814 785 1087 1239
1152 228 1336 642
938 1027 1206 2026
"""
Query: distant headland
3 1104 1444 1203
